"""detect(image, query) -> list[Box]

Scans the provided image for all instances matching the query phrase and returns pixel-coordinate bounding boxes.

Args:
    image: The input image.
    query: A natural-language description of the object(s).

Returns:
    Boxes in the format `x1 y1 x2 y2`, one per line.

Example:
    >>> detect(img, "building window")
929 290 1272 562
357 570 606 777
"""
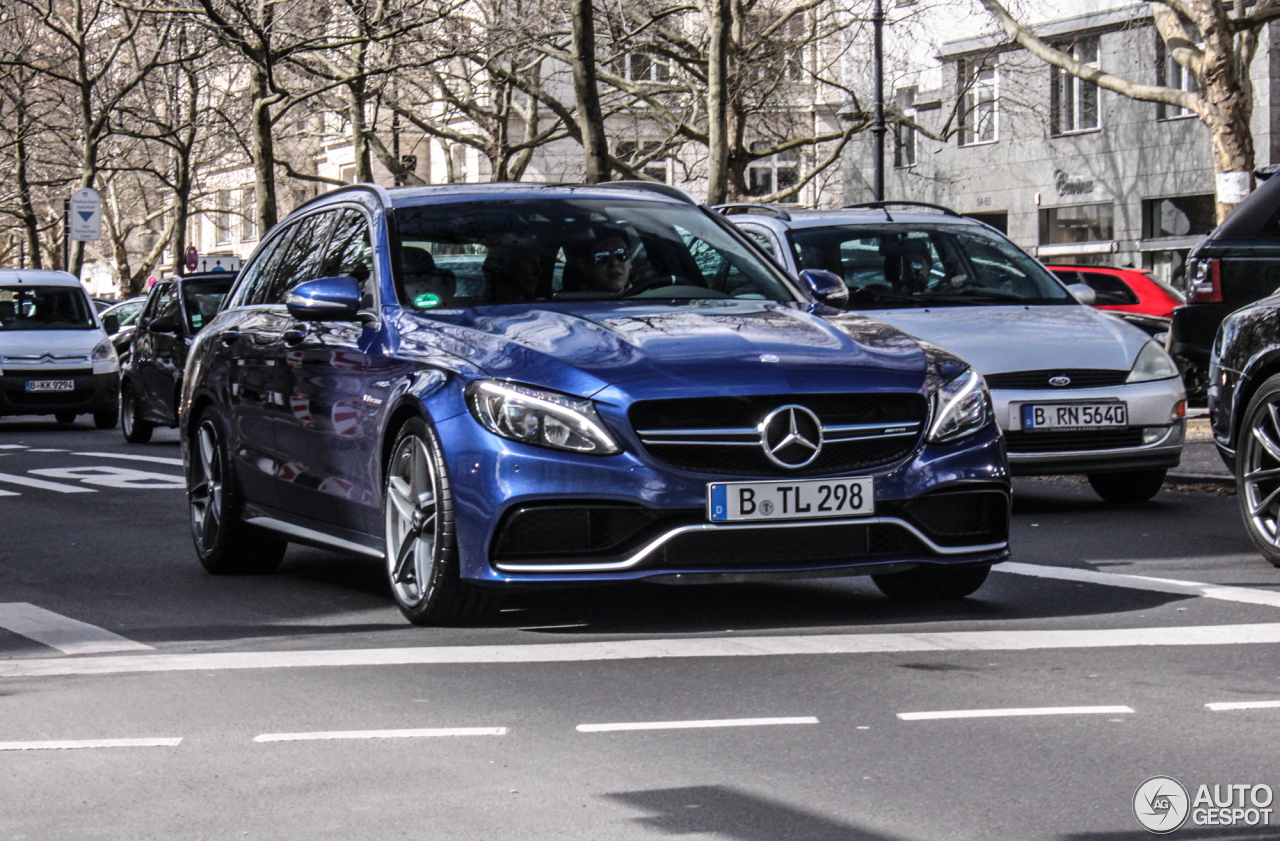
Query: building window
1142 195 1215 239
749 13 806 82
747 143 800 197
1156 35 1198 119
894 87 918 168
1051 37 1099 134
621 49 670 82
213 190 231 246
958 61 998 145
339 164 357 185
240 186 257 242
616 140 668 183
1039 202 1115 245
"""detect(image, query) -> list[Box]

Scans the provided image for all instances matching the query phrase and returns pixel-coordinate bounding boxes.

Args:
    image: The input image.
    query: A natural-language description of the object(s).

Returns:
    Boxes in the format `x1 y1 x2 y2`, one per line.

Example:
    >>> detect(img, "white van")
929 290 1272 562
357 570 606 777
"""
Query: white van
0 270 119 427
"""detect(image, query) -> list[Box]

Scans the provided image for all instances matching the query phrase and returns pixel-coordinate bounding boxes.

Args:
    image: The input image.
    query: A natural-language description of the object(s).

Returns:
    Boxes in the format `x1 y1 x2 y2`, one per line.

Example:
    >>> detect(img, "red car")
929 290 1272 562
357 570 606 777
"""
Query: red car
1048 266 1186 319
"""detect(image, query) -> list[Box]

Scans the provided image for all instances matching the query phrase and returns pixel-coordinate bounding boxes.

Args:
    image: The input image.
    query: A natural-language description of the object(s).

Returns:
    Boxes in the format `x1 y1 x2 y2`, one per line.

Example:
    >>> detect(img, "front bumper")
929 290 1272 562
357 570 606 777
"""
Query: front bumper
0 369 119 417
991 378 1185 475
437 410 1010 585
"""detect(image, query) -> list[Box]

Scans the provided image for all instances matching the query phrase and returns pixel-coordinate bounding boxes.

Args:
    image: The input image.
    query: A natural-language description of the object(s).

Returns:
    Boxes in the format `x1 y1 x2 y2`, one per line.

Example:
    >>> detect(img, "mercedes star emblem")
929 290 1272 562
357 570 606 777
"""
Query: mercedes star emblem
759 404 824 469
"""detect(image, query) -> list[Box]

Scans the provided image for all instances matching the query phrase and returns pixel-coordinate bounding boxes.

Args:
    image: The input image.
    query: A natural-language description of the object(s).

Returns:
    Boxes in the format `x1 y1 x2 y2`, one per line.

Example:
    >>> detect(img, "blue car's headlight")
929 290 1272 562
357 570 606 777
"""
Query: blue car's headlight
928 368 991 443
465 380 621 455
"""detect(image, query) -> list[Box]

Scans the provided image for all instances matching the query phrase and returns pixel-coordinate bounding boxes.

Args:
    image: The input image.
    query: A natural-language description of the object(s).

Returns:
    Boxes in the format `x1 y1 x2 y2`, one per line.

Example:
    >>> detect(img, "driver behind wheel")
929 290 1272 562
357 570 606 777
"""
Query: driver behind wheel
566 226 633 296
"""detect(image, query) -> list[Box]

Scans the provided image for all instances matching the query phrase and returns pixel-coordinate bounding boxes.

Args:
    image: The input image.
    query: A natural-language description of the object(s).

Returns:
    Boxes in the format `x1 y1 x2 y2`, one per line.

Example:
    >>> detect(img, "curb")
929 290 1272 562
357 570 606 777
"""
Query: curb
1166 471 1235 488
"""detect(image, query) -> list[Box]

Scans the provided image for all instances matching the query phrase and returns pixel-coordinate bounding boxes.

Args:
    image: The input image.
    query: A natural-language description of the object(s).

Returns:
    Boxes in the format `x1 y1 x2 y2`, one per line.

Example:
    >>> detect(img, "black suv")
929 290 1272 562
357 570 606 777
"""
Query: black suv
120 272 235 442
1171 172 1280 402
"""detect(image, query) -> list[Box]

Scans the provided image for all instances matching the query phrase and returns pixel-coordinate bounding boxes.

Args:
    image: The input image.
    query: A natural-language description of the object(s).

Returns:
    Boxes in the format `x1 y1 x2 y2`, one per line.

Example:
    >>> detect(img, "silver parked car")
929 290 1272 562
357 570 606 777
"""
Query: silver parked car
723 202 1186 502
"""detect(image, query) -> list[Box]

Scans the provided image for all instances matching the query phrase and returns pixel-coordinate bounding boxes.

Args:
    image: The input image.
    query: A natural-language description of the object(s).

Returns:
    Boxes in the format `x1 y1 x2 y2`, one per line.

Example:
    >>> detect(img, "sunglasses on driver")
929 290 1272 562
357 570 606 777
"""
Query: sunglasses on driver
592 248 630 266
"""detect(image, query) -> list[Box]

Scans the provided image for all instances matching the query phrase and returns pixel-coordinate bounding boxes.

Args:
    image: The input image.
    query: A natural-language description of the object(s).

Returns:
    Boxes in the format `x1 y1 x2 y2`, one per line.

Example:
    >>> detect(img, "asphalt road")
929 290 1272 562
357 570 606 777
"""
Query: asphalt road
2 418 1280 840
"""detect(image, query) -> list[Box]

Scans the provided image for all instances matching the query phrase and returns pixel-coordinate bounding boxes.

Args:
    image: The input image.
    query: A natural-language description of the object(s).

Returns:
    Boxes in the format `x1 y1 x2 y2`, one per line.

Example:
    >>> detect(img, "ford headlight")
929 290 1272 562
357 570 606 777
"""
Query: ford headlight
466 380 620 455
1127 341 1179 383
928 368 991 443
91 338 118 365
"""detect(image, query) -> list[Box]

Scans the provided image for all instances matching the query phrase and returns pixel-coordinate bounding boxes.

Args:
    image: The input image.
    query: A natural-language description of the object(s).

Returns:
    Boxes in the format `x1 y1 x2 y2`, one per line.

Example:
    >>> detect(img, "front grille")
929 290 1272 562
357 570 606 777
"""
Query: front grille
5 389 94 406
1004 428 1146 453
985 369 1129 390
630 393 928 477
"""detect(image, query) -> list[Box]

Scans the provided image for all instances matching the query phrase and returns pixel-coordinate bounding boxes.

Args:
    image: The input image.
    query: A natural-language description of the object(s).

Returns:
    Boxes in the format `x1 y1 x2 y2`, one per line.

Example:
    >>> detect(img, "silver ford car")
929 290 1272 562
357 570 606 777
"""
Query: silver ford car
723 202 1186 503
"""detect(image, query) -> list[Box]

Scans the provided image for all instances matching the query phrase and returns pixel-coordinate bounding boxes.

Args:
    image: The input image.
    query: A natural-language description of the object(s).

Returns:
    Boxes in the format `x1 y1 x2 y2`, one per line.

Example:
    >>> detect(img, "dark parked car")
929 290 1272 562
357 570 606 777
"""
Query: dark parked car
120 272 235 443
1208 291 1280 564
1171 173 1280 404
100 295 147 362
180 183 1011 626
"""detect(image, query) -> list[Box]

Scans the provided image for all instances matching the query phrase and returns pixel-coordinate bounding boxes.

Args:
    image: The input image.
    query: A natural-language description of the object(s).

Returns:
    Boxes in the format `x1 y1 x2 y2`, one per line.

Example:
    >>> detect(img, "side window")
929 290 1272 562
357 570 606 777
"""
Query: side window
234 230 291 307
1078 271 1139 305
258 211 336 305
145 283 179 325
320 209 376 301
738 225 778 257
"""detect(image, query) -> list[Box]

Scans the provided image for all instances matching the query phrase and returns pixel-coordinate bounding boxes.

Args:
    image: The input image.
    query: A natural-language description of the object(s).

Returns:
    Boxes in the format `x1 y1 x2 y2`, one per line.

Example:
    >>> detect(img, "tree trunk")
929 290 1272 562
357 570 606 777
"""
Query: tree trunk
570 0 610 183
349 80 373 183
705 0 733 204
13 104 42 270
250 68 278 234
1201 38 1256 220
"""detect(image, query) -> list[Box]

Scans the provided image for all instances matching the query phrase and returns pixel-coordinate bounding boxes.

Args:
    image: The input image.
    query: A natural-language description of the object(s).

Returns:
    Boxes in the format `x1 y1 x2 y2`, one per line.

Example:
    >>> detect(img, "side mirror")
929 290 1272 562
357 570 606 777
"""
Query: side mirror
799 269 849 308
101 314 119 335
149 315 178 334
1066 283 1097 306
286 276 362 321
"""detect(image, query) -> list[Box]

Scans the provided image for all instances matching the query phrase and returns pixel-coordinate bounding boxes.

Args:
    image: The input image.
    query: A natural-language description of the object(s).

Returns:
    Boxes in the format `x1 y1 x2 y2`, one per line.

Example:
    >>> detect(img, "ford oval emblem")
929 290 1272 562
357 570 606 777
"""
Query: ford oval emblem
1049 375 1071 387
760 354 780 363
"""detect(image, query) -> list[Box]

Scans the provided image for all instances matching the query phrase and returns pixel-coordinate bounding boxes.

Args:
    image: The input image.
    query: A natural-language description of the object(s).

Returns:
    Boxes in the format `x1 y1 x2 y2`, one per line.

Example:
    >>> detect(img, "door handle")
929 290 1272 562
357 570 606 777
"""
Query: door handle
217 329 240 347
281 327 307 346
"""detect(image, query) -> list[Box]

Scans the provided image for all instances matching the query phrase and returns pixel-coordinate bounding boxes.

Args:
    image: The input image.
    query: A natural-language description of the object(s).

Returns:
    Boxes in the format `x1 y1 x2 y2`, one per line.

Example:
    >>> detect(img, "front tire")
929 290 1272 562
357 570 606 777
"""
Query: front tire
54 411 76 424
384 416 497 626
872 564 991 601
1087 469 1166 503
121 384 152 443
1236 374 1280 566
188 407 286 574
93 408 118 430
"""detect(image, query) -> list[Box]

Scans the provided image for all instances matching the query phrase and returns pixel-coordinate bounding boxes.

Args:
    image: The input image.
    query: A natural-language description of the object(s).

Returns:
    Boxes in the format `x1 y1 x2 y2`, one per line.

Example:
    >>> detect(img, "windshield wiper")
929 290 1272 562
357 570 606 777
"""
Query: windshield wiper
845 286 922 304
917 288 1029 303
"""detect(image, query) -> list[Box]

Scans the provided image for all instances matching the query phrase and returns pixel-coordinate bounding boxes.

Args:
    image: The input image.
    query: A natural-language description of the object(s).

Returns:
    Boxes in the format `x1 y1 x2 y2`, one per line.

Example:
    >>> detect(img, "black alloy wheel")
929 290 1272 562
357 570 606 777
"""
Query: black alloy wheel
188 406 286 574
1237 374 1280 566
121 383 153 443
383 416 498 626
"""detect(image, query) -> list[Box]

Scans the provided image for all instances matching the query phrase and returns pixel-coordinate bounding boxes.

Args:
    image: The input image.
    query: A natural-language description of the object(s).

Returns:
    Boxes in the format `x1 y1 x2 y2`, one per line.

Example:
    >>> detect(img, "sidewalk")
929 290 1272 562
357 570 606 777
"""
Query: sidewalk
1168 411 1234 486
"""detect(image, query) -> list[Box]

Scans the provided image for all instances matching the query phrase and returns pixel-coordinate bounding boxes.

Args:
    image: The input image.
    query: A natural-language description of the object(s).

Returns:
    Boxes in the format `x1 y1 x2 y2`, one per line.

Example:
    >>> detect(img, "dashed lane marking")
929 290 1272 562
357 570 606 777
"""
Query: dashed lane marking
0 738 180 751
0 603 153 655
0 472 92 493
0 488 17 497
0 445 27 449
577 717 819 732
1206 700 1280 711
5 623 1280 678
73 451 184 467
897 705 1134 721
996 562 1280 609
254 727 506 743
25 449 66 453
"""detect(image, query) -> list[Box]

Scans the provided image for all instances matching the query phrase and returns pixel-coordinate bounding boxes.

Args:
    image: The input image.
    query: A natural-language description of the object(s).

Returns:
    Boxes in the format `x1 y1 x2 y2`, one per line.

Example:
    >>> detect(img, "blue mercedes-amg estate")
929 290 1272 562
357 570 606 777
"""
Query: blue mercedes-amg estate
180 182 1009 625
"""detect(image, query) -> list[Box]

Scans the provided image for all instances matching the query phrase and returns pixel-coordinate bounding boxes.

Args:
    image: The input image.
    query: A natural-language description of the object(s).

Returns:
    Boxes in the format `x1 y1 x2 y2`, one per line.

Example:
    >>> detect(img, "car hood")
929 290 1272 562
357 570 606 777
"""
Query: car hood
399 300 942 401
860 304 1151 376
0 328 103 358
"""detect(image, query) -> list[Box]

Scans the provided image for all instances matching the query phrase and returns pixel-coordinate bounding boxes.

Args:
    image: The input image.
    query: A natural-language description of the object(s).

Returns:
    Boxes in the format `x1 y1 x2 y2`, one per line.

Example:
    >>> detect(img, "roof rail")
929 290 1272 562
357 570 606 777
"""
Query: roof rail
843 201 963 218
597 180 699 205
290 182 393 216
1257 165 1280 182
711 203 792 221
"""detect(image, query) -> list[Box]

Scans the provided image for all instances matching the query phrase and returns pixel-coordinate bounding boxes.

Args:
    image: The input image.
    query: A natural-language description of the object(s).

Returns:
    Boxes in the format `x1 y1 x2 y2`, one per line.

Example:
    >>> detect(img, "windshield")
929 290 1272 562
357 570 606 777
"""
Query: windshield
108 299 145 328
0 286 96 330
391 199 797 309
788 224 1075 307
181 279 234 332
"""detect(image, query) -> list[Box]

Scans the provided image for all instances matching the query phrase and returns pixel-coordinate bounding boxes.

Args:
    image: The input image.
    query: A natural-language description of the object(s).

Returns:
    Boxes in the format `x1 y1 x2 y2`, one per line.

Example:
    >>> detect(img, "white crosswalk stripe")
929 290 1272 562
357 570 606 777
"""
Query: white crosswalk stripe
0 472 93 493
0 603 152 655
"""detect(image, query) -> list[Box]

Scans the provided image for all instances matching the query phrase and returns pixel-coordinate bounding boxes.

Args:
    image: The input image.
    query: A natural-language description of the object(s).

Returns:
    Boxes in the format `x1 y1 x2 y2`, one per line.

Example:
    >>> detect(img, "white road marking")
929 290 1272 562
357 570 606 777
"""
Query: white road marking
1205 700 1280 711
0 603 153 655
25 449 66 453
0 738 180 751
897 705 1134 721
73 451 184 467
254 727 506 742
0 445 28 449
30 466 183 489
0 488 18 497
0 472 93 493
996 562 1280 609
6 622 1280 678
577 717 818 732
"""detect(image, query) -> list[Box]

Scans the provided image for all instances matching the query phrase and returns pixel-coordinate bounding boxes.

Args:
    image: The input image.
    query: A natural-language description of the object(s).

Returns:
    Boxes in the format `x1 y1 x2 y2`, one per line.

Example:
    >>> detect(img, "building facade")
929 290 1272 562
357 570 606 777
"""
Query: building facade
847 5 1280 290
